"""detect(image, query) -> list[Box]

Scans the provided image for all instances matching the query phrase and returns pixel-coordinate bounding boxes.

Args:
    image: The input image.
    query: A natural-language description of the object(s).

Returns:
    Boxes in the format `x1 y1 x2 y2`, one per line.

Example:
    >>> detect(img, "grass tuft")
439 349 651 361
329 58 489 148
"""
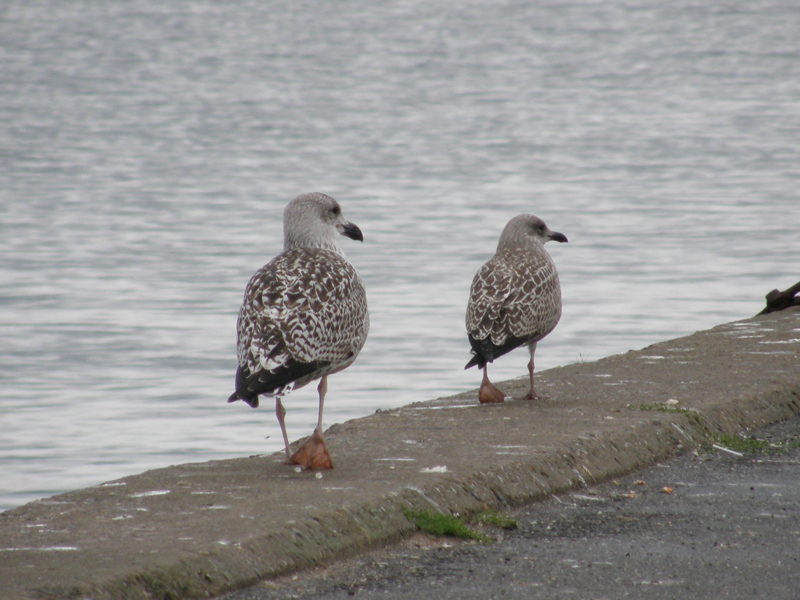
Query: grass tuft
402 508 493 543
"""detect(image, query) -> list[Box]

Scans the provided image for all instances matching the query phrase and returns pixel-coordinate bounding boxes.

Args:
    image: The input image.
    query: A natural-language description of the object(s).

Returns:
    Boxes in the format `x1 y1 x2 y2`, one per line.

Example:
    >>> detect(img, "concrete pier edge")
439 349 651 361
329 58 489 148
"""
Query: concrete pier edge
2 308 799 600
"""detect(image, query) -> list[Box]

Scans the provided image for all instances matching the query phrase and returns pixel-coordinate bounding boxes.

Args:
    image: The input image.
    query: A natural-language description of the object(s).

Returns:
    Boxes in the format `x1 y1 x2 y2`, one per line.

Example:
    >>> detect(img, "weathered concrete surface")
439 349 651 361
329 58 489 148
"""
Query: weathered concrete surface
2 308 799 600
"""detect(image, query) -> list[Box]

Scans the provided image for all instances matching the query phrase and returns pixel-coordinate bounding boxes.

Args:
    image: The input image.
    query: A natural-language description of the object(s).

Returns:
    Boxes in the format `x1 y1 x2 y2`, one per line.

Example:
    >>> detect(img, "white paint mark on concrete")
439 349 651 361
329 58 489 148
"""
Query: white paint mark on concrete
420 466 449 473
130 490 171 498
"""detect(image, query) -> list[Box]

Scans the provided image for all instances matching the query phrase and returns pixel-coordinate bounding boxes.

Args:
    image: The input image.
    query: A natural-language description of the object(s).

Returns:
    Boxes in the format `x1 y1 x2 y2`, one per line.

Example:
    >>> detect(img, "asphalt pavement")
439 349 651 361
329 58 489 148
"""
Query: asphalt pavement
221 415 800 600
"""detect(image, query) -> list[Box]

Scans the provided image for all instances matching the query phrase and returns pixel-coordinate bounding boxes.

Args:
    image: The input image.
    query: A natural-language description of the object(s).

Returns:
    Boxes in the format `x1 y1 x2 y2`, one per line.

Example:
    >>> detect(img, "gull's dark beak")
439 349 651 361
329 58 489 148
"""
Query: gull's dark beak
339 221 364 242
549 230 568 243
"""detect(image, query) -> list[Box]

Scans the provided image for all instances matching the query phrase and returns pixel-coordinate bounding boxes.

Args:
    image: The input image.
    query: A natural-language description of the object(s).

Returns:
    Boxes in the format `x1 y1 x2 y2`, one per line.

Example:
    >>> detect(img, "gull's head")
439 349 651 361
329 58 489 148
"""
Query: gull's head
283 192 363 253
497 214 567 253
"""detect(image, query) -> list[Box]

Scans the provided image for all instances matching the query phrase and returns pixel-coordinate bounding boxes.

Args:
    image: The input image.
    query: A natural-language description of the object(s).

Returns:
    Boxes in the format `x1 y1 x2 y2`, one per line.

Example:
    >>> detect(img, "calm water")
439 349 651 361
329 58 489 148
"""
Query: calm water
1 0 798 510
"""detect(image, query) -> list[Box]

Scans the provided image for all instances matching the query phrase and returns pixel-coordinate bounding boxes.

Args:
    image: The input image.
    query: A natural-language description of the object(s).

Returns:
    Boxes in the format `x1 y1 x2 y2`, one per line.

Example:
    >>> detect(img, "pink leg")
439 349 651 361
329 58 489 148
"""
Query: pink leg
315 374 327 432
526 342 539 400
478 365 506 404
290 375 334 469
275 398 292 462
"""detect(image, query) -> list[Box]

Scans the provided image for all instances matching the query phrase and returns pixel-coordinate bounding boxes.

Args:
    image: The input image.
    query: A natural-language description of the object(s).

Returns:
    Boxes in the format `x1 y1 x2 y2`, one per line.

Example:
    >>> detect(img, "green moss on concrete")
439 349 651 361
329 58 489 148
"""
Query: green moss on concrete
401 508 493 543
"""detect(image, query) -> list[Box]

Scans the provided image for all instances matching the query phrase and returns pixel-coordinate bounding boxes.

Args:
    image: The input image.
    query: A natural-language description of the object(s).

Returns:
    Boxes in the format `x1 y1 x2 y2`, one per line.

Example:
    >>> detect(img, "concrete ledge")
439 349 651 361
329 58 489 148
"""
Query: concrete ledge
2 308 799 600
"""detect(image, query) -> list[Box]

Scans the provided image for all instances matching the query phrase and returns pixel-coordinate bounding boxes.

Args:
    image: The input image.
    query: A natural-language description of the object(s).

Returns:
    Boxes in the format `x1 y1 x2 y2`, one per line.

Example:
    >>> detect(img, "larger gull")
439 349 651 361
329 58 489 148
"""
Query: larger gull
227 192 369 469
465 214 567 403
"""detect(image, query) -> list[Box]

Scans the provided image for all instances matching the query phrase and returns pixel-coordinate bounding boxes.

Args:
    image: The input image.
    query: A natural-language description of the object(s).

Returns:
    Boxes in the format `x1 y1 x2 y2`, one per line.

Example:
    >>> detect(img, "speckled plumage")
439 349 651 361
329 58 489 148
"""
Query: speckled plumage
465 214 567 401
233 247 369 403
465 244 562 365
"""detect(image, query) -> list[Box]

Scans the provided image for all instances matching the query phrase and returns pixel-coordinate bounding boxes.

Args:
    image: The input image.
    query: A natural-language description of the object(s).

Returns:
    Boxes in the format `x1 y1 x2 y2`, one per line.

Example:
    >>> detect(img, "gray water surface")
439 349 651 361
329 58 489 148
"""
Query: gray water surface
1 0 798 510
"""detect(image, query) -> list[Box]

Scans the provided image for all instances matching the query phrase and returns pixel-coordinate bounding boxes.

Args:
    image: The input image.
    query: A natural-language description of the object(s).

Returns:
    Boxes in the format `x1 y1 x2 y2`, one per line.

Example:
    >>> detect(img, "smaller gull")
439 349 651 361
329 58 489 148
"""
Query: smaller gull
228 192 369 469
465 214 567 403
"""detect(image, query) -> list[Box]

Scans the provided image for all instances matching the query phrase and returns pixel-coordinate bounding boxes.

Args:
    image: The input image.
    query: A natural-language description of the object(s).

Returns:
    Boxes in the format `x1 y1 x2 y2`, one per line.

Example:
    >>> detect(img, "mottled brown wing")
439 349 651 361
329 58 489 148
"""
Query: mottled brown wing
235 248 369 397
466 246 561 348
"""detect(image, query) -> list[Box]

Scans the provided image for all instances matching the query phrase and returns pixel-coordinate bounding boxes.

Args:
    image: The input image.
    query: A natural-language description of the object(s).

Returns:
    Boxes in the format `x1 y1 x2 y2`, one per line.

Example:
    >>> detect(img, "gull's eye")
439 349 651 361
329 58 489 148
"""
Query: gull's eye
331 204 341 216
